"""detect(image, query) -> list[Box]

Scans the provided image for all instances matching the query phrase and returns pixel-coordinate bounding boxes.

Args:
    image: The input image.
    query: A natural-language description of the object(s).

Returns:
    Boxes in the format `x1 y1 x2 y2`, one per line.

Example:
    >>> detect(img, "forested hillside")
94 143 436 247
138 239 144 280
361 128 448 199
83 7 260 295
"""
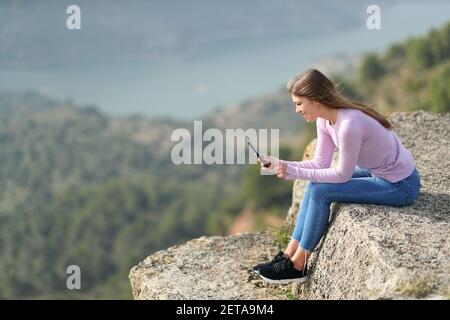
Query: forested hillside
0 88 301 299
336 22 450 114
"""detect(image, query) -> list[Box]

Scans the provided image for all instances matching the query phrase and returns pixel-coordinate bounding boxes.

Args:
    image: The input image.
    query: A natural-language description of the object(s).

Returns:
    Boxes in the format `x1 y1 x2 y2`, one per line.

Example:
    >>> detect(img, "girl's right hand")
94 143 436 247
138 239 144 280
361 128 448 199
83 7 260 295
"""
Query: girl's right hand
257 156 287 178
257 155 280 174
257 156 273 169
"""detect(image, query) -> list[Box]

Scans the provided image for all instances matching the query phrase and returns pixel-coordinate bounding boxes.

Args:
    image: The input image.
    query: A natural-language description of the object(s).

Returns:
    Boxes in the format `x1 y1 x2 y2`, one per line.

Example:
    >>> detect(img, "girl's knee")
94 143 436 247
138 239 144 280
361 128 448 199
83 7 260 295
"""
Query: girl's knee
309 182 331 200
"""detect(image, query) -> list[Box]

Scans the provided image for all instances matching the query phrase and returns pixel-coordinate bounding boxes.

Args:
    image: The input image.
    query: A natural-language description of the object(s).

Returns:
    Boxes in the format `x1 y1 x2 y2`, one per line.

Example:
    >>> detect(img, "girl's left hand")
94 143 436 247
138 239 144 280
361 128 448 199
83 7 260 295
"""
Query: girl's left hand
277 160 287 179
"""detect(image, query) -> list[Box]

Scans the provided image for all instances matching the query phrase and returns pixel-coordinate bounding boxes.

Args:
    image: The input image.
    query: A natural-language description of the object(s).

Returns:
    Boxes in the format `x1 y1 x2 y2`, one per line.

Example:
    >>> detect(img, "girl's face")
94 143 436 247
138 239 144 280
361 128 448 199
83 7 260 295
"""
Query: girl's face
291 95 319 122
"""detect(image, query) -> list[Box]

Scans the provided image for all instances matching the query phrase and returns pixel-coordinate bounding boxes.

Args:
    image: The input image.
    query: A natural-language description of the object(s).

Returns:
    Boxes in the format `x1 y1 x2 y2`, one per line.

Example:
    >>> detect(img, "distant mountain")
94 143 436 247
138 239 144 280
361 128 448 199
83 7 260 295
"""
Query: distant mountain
206 88 298 131
0 89 62 115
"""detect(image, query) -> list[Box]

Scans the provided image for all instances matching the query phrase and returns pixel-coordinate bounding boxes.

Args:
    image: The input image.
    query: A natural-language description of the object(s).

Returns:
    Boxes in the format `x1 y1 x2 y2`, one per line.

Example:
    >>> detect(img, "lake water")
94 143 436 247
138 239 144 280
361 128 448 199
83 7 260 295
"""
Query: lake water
1 1 449 120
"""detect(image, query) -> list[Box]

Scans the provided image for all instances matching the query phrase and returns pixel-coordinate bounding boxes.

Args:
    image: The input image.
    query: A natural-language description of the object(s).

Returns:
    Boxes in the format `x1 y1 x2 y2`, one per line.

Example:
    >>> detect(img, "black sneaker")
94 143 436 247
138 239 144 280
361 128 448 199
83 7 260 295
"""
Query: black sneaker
258 258 308 284
252 251 288 274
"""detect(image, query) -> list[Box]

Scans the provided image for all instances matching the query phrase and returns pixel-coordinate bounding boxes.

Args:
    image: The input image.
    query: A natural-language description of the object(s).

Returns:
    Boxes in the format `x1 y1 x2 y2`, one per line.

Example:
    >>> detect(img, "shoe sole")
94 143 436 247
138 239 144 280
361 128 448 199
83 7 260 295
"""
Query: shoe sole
259 274 307 284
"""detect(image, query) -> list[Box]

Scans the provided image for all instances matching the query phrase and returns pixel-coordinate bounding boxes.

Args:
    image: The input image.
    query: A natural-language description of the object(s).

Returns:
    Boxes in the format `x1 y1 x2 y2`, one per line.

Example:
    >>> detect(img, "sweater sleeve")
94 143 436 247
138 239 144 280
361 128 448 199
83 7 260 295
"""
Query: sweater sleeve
282 119 335 170
283 120 363 183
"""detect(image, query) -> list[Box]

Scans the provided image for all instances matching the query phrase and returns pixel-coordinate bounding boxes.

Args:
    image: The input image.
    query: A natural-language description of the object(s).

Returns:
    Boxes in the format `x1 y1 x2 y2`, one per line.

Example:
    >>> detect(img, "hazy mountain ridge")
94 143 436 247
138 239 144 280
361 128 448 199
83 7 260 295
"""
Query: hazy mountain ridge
205 88 301 135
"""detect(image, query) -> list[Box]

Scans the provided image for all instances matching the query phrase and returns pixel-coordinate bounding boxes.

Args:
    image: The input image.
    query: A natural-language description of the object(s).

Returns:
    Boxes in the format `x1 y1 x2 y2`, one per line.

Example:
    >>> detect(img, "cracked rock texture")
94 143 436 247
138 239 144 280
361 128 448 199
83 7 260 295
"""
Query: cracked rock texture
129 232 289 299
130 111 450 300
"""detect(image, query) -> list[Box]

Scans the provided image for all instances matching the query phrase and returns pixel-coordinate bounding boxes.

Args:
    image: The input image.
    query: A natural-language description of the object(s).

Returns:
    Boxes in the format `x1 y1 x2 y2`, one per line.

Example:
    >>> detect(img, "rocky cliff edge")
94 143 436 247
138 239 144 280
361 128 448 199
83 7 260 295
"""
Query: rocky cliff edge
129 111 450 300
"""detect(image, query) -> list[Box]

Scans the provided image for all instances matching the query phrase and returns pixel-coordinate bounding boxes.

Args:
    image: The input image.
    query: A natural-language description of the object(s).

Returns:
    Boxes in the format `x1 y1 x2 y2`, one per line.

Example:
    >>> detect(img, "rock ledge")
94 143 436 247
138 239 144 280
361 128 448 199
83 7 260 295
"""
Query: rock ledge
130 111 450 300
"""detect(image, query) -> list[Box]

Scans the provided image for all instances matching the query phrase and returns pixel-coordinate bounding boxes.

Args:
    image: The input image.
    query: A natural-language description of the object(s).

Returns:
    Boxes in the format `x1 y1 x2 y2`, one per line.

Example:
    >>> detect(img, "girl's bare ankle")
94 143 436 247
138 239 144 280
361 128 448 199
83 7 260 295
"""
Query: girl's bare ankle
284 248 296 258
284 240 299 259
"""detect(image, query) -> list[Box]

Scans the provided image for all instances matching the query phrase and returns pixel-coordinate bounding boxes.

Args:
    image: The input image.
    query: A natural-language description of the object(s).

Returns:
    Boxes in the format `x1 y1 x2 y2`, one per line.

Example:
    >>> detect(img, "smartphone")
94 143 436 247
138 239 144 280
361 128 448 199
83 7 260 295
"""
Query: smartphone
246 137 271 168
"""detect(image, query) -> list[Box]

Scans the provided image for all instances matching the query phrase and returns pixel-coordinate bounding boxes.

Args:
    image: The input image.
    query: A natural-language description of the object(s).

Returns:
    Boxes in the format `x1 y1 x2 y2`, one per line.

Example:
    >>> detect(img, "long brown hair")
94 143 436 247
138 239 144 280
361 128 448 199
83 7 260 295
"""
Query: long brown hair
287 68 392 129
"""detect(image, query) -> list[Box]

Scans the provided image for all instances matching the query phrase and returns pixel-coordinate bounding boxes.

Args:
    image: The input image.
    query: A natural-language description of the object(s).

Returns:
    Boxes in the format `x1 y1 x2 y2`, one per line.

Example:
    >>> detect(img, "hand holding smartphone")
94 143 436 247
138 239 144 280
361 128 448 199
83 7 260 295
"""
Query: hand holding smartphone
246 137 271 167
246 137 278 174
246 137 284 177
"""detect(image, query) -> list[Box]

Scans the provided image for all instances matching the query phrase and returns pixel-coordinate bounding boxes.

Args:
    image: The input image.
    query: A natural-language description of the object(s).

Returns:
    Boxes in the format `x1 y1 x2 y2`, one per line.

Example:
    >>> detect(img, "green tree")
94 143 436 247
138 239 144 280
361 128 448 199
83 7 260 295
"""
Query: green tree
359 53 386 83
385 43 406 61
406 38 434 69
425 64 450 113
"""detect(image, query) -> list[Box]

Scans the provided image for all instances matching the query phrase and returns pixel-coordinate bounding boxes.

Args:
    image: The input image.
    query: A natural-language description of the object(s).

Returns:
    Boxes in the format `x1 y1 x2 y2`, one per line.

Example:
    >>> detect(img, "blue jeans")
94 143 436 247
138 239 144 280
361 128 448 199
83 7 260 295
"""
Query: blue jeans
291 167 421 252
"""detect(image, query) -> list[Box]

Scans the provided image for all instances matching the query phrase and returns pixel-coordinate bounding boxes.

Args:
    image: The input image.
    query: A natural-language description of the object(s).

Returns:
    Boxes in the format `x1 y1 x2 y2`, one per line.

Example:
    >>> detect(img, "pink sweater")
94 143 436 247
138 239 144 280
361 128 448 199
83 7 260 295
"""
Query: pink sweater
283 108 415 183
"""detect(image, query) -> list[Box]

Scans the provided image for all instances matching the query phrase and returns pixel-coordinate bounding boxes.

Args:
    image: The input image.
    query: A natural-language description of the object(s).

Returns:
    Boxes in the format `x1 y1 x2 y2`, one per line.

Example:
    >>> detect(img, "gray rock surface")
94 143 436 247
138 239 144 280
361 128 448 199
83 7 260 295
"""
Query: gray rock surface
130 111 450 300
129 232 289 300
